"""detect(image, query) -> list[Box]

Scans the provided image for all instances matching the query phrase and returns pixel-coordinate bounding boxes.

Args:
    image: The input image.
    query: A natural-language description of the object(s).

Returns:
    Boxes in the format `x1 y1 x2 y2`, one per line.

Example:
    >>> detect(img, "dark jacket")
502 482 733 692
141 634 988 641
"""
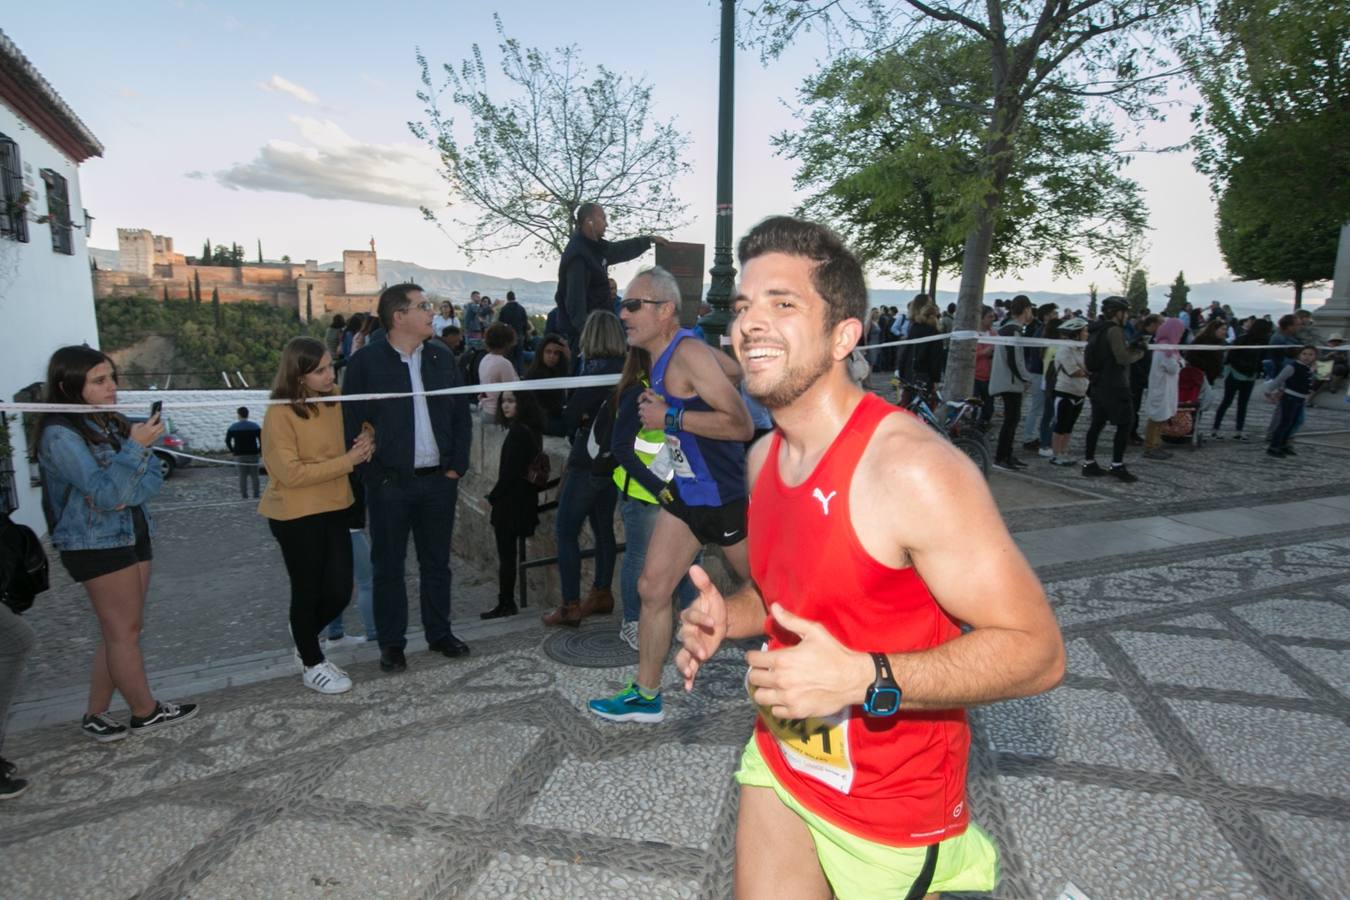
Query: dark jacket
1086 318 1144 395
341 336 473 482
900 322 943 384
555 231 652 335
563 356 626 471
497 299 530 342
1227 331 1266 377
488 421 541 536
225 420 262 456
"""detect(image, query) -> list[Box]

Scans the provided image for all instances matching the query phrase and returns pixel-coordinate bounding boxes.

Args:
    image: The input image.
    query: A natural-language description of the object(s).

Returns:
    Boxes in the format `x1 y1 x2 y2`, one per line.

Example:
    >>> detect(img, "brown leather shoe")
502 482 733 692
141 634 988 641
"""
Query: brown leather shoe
578 587 614 617
541 604 582 627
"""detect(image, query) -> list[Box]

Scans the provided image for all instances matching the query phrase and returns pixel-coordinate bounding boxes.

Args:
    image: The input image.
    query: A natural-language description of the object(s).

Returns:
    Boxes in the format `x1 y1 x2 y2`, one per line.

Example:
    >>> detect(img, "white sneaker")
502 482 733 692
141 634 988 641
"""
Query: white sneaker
302 660 352 695
1037 447 1055 458
619 620 640 651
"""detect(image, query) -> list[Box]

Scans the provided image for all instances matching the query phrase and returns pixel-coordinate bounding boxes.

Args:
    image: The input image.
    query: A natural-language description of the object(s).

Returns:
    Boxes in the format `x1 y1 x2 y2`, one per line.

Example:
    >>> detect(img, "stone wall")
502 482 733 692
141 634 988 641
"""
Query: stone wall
120 389 269 452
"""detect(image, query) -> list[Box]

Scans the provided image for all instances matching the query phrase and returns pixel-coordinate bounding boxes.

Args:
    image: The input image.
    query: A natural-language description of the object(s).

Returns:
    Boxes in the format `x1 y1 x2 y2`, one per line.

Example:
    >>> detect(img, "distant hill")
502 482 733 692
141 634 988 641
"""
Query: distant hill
90 247 1331 319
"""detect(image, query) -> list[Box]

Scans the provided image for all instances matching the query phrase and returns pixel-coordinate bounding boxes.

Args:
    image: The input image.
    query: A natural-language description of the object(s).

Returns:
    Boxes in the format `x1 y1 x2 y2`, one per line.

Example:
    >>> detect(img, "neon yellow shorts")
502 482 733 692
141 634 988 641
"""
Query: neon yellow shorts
735 738 999 899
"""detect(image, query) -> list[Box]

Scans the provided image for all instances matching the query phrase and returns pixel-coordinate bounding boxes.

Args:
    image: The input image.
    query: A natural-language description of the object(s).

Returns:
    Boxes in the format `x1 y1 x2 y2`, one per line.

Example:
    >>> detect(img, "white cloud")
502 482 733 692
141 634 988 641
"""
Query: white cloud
214 115 444 209
259 75 319 105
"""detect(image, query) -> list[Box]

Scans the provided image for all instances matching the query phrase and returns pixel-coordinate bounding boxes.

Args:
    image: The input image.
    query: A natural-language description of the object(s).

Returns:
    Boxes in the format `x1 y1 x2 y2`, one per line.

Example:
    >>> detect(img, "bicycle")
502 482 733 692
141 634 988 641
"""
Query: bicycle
890 376 993 477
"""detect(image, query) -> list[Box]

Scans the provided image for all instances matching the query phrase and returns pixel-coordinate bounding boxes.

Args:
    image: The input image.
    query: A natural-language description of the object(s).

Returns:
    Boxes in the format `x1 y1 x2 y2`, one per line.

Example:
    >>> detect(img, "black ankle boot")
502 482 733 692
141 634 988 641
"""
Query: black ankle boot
481 601 518 620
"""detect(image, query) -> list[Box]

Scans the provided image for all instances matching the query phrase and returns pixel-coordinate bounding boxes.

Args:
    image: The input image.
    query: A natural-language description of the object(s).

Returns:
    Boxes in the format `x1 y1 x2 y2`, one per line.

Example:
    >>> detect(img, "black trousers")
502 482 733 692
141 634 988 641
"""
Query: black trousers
268 509 353 667
1213 375 1255 433
1085 387 1132 466
493 523 522 604
995 390 1022 461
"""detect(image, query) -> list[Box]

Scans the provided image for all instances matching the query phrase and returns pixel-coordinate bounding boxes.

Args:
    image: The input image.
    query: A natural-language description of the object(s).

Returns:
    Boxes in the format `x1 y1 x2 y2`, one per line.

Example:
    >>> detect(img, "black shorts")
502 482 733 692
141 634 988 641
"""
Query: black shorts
664 494 747 547
1052 392 1085 434
60 508 153 583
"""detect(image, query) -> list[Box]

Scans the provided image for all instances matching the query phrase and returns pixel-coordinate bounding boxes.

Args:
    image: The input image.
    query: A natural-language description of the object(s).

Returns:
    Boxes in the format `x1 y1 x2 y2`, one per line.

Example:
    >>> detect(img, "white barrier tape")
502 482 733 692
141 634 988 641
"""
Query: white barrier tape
2 336 1340 415
0 373 624 415
155 448 255 467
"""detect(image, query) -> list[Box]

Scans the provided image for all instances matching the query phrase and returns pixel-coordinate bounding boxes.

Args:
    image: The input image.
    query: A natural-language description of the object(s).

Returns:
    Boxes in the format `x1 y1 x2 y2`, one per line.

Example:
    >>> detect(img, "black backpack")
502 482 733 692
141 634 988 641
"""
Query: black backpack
0 513 50 614
462 347 487 387
585 395 619 478
1084 326 1110 377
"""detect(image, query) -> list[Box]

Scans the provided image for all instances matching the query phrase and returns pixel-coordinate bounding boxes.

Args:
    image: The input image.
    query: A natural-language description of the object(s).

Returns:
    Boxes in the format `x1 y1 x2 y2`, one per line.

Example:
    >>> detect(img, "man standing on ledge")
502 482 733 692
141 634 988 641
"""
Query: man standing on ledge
555 202 667 354
342 284 474 673
588 266 753 725
678 217 1064 899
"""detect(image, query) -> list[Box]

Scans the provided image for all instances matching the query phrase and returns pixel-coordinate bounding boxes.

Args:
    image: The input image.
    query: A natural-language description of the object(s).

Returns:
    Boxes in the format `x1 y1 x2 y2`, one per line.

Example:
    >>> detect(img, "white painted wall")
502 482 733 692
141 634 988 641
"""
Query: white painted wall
118 390 268 453
0 105 101 534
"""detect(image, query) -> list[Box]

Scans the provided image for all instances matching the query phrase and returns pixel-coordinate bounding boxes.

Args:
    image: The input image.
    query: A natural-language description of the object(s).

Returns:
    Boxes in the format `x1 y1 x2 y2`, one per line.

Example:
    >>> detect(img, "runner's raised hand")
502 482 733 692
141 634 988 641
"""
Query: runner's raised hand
676 564 727 692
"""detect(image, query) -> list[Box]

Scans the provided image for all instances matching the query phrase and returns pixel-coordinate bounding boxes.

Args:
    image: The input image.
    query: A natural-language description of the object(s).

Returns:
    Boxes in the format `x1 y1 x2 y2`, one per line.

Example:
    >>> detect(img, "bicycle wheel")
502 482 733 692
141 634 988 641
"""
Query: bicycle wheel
952 434 992 478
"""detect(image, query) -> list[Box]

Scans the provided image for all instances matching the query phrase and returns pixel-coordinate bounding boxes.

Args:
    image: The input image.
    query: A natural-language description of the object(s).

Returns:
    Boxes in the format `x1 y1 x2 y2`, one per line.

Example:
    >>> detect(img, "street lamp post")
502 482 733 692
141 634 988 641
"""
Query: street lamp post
702 0 736 346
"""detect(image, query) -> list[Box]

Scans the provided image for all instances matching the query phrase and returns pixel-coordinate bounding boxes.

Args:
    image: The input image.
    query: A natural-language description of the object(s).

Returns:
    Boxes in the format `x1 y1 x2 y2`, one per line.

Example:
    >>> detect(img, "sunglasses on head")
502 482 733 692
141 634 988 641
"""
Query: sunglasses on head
620 297 670 313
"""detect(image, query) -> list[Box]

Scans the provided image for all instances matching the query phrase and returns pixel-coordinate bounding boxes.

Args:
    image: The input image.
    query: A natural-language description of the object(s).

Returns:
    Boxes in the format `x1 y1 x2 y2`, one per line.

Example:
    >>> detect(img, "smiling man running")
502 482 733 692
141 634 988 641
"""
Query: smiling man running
588 266 753 724
678 217 1065 899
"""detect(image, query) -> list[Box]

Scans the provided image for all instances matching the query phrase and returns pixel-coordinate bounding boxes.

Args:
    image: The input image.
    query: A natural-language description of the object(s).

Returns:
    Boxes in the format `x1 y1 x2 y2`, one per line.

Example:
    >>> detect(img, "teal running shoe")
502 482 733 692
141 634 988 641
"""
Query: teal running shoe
587 681 664 723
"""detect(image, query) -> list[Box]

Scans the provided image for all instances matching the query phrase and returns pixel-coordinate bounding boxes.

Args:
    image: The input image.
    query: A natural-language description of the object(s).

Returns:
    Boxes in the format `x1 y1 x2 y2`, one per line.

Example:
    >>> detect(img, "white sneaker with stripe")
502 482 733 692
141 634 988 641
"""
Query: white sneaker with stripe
302 660 352 695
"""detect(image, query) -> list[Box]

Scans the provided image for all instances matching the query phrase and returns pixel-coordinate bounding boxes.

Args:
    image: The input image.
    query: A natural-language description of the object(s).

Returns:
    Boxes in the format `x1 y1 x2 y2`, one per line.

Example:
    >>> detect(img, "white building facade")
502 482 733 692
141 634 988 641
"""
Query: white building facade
0 29 104 533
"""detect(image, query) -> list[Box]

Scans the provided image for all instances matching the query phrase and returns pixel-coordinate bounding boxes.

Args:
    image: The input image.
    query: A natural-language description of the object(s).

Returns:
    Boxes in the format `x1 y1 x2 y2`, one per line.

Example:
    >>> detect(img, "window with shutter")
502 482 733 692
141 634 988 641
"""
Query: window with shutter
0 135 28 243
41 168 73 255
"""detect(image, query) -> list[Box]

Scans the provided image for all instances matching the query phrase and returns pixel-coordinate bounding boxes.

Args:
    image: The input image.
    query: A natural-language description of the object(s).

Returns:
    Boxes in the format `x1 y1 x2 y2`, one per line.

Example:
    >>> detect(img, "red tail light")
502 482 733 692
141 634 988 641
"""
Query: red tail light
162 436 185 447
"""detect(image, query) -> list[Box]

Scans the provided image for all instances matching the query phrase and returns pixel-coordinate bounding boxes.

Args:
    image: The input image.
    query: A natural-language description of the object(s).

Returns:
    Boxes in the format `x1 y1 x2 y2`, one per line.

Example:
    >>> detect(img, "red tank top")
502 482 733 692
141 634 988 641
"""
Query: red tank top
749 393 970 846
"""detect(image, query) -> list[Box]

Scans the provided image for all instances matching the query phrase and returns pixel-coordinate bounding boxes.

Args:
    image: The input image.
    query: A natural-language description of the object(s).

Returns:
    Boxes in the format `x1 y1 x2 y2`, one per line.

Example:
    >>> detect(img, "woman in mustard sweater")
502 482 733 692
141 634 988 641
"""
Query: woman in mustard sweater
260 337 373 694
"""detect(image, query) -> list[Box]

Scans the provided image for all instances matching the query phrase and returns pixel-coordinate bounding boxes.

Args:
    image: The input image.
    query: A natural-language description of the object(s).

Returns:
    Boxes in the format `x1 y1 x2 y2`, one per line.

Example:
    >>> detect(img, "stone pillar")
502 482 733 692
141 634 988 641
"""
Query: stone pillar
1314 223 1350 337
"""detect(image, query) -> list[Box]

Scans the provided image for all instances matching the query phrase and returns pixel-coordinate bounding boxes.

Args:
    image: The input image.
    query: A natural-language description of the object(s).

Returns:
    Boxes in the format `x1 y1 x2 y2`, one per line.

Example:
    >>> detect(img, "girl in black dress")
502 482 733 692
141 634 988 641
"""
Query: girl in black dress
482 390 546 619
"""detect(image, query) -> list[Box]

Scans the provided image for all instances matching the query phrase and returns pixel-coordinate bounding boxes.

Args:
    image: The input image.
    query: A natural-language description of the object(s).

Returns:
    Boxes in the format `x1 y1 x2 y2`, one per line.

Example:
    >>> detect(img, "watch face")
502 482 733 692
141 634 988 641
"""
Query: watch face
867 687 902 716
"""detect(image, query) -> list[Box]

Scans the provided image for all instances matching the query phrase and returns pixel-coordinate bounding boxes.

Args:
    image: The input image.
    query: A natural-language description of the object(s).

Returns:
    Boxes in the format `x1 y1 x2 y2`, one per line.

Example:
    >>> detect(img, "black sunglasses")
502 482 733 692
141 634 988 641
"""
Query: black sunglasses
620 297 671 313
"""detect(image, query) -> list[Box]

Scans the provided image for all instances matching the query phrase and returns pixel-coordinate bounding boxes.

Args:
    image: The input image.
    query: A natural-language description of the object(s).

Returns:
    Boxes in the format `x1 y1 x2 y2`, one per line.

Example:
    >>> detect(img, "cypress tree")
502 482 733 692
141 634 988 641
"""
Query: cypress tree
212 286 222 327
257 239 263 264
194 270 202 305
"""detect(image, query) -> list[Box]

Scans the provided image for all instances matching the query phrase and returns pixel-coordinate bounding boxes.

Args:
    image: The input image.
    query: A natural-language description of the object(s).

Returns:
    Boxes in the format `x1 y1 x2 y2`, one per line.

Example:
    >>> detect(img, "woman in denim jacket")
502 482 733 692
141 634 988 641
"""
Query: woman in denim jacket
35 346 198 743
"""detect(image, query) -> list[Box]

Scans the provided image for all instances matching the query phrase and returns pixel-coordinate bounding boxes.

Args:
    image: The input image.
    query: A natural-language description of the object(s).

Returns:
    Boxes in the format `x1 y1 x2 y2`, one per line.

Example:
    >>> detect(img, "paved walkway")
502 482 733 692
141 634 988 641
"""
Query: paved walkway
1 406 1348 898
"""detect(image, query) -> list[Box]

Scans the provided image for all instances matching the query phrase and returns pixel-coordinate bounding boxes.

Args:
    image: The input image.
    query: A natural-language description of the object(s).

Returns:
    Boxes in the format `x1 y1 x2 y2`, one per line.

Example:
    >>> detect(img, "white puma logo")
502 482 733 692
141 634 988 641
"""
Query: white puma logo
812 488 837 516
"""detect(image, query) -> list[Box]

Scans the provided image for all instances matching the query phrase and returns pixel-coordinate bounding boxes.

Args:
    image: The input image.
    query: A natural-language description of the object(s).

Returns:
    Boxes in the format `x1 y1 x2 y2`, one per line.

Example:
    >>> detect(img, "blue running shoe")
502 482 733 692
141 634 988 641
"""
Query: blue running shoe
587 681 664 723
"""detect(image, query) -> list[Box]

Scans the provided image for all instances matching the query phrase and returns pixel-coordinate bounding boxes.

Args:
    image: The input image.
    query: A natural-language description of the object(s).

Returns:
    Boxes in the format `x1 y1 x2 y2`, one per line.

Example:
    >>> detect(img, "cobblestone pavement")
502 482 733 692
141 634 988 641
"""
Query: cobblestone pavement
1 404 1347 898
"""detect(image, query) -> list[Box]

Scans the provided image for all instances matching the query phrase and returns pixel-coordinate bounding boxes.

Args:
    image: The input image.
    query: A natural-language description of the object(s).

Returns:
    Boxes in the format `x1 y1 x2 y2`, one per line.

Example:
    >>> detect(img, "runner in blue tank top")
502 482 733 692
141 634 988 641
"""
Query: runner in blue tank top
589 266 754 724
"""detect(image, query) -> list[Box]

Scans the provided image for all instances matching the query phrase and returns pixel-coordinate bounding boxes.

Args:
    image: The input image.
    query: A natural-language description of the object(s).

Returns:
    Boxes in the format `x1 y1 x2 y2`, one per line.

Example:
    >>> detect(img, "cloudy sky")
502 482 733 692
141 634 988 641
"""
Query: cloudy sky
5 1 1328 303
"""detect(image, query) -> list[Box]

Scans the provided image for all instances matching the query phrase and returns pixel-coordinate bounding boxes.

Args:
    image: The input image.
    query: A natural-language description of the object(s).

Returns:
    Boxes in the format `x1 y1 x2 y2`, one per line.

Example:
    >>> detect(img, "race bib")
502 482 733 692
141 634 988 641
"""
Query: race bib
747 655 855 794
665 435 697 479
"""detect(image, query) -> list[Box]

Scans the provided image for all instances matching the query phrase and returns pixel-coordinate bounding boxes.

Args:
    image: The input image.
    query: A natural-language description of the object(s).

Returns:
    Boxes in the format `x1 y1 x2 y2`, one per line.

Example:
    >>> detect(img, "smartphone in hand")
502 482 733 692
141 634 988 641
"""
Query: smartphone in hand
150 400 163 420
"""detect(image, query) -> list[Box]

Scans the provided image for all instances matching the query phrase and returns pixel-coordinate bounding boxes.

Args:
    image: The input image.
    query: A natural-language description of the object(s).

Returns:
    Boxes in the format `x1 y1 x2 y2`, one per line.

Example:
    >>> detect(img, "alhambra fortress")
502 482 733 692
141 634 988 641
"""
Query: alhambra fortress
93 228 382 320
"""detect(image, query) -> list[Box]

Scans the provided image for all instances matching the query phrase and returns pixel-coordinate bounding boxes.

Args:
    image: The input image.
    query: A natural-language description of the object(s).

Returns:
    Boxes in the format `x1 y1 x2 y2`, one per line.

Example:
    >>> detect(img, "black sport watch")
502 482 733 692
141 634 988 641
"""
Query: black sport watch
862 652 901 716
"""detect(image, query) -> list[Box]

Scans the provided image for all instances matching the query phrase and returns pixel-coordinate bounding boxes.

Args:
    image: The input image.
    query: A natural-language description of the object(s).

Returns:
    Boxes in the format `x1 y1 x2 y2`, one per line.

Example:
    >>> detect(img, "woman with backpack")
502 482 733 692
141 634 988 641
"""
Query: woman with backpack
481 390 546 619
543 312 626 627
260 338 373 695
1211 317 1270 441
35 346 198 742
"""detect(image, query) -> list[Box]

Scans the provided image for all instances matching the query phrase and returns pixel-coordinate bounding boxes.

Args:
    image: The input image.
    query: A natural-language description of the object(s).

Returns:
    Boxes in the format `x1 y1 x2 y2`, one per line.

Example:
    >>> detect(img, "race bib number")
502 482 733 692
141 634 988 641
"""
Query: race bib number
747 656 855 794
665 435 696 479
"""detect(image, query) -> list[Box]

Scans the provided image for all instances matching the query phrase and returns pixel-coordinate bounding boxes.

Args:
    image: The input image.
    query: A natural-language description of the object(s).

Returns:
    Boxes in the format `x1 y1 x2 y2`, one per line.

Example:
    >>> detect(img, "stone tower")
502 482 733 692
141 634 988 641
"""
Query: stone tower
342 249 378 294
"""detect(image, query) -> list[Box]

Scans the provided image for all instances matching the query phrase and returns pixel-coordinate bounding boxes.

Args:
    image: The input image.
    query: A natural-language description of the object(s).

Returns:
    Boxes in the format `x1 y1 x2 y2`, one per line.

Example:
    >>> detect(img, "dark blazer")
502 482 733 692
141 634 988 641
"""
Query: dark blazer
488 422 541 536
341 335 473 482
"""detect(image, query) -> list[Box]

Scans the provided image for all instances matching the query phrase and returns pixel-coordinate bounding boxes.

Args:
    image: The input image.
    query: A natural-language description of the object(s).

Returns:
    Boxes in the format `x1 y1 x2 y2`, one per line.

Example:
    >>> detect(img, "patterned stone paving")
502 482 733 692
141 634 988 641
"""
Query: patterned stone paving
1 524 1346 899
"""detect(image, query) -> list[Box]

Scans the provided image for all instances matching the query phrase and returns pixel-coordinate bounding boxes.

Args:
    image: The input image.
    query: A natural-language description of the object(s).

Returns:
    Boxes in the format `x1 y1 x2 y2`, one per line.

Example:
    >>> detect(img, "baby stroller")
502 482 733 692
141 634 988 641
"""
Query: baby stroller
1161 364 1207 448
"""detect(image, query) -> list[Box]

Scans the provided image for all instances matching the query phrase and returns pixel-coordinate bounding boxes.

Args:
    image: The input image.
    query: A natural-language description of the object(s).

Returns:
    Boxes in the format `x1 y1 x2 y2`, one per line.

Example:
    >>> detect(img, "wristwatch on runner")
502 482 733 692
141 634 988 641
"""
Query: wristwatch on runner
863 652 902 716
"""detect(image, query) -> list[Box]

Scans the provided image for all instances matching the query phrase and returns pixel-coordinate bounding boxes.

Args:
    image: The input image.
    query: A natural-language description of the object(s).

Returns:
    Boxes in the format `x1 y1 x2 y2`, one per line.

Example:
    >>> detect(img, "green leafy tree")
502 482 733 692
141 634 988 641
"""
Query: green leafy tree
1164 272 1190 316
1216 130 1339 309
1185 0 1348 307
1126 269 1150 314
411 15 692 259
777 32 1145 299
743 0 1191 397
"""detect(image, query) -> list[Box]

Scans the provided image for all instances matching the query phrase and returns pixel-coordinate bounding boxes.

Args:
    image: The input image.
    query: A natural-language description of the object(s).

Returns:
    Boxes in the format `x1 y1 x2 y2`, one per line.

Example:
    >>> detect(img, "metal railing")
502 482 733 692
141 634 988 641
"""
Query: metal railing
515 473 625 609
